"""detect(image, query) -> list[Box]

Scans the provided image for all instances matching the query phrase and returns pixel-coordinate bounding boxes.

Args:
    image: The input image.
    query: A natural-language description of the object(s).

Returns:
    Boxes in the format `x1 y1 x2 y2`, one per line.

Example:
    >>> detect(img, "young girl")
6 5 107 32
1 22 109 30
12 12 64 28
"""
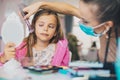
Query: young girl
0 9 70 66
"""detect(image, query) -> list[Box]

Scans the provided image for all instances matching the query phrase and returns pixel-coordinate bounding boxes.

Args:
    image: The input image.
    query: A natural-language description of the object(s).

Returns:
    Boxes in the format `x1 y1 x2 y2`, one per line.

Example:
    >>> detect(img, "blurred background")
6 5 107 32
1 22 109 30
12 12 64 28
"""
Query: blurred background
0 0 100 62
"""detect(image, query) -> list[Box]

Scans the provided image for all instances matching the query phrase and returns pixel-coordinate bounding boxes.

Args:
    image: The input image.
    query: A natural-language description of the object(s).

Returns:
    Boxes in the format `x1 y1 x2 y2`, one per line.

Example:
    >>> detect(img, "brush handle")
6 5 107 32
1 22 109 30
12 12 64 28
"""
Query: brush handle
18 4 34 33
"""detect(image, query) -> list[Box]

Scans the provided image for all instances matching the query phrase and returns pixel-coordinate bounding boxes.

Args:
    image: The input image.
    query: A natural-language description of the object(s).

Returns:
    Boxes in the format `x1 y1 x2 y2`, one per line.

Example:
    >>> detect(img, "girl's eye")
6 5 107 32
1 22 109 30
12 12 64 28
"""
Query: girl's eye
49 25 55 29
39 24 43 27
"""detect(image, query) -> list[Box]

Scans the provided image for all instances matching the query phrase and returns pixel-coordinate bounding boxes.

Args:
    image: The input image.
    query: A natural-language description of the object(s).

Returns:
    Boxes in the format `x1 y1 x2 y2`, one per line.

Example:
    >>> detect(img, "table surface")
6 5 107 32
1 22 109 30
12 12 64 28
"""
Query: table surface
0 67 116 80
0 67 73 80
0 60 116 80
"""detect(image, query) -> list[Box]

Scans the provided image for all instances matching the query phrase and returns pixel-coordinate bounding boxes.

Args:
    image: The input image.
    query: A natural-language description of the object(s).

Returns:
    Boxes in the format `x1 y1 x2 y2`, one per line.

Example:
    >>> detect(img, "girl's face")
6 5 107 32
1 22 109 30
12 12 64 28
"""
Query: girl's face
79 1 106 34
35 14 57 43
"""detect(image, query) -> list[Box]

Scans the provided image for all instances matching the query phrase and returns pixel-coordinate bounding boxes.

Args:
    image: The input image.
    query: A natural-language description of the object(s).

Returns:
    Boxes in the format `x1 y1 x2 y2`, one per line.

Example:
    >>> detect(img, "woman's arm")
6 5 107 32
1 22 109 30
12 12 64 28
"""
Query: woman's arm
23 1 81 19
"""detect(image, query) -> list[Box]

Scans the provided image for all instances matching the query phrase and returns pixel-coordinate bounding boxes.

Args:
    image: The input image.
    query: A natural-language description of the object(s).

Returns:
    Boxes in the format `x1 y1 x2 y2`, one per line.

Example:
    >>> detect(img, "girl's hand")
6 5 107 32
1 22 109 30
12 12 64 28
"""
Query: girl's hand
3 42 16 62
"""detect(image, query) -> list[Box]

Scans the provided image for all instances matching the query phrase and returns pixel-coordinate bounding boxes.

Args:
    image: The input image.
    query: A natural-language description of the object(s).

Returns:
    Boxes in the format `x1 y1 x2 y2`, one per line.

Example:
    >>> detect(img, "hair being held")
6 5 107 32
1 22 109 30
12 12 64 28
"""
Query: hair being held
23 9 64 57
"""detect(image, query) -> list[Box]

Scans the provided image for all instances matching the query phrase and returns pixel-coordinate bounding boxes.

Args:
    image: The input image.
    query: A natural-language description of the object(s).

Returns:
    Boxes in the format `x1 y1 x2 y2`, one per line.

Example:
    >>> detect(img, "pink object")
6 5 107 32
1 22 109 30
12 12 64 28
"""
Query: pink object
0 39 70 66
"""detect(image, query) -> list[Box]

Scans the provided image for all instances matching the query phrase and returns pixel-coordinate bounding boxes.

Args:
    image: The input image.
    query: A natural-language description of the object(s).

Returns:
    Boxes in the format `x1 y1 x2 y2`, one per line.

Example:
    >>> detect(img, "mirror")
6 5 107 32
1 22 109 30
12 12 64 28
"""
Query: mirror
1 12 24 47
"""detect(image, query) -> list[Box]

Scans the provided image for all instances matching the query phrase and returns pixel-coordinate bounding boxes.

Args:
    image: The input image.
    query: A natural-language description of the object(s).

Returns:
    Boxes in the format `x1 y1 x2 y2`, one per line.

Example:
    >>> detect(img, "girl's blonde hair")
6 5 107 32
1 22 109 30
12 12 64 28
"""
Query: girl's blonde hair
22 9 64 57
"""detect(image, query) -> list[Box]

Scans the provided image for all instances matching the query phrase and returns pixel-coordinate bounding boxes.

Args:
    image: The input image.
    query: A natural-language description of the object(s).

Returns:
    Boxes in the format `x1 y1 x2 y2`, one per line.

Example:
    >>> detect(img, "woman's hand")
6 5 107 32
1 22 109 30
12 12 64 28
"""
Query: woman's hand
23 2 42 19
3 42 16 62
23 1 82 19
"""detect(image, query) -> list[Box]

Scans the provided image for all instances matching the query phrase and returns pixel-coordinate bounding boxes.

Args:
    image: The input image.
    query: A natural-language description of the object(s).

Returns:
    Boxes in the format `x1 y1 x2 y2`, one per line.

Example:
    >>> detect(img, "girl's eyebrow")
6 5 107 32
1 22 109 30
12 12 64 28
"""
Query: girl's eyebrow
38 21 56 26
49 23 56 26
38 21 44 23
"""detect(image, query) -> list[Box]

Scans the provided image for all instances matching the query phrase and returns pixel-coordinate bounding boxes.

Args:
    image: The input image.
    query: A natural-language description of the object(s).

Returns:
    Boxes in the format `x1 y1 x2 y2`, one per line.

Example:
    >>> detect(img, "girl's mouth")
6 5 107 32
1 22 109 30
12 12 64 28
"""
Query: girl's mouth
40 33 49 36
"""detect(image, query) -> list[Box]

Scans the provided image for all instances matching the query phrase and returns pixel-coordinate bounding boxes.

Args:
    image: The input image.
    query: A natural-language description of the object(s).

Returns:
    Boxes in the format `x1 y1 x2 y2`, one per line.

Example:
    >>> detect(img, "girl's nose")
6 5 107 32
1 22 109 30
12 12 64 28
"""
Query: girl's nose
44 26 48 31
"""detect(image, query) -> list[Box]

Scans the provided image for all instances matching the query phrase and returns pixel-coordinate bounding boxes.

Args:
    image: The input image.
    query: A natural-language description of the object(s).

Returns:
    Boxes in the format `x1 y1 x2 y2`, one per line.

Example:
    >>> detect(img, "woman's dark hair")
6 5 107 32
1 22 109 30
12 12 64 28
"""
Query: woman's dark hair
23 9 64 57
82 0 120 27
82 0 120 44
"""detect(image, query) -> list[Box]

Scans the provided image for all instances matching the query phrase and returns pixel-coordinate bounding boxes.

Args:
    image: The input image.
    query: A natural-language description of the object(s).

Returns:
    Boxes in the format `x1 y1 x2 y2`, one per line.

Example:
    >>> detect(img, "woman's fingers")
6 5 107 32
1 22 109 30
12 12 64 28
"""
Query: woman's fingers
23 7 28 12
23 7 31 19
23 2 41 19
24 12 31 20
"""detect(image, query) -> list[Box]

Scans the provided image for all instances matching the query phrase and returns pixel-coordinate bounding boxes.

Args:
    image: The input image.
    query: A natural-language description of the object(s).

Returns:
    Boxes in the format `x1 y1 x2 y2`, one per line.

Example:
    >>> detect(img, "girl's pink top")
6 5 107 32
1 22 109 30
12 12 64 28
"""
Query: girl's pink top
0 39 70 66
